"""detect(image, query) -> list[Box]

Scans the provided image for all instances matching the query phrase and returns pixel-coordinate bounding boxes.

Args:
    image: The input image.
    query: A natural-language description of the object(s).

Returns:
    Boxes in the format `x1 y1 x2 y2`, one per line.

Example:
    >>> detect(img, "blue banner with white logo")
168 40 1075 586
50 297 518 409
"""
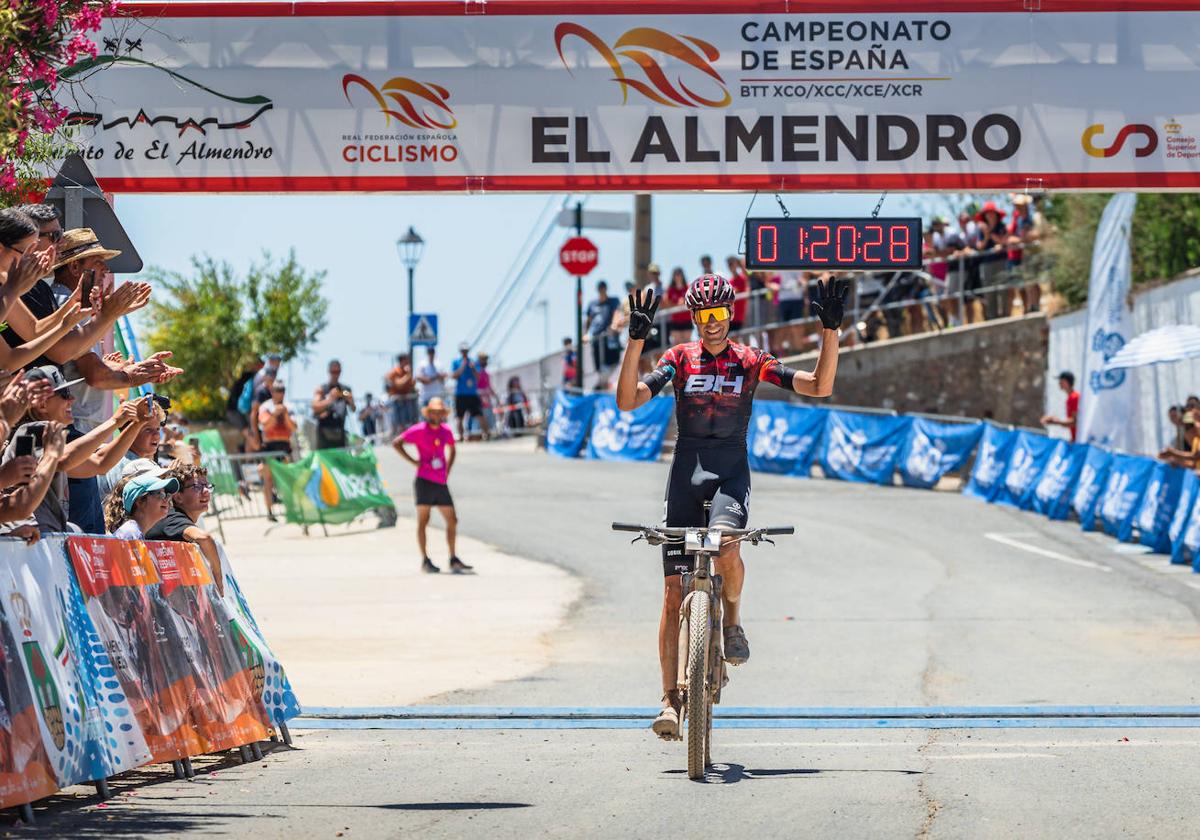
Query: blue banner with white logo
1096 454 1155 542
995 430 1060 509
818 411 912 485
587 396 673 462
544 391 596 459
1027 441 1088 520
747 402 827 477
1170 472 1199 566
962 423 1016 502
1132 462 1187 554
1071 446 1112 531
897 419 984 490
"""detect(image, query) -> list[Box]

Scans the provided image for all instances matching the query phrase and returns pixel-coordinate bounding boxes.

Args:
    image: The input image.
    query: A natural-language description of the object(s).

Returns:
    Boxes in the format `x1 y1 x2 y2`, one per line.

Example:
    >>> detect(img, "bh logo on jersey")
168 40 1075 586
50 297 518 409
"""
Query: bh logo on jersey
684 374 743 395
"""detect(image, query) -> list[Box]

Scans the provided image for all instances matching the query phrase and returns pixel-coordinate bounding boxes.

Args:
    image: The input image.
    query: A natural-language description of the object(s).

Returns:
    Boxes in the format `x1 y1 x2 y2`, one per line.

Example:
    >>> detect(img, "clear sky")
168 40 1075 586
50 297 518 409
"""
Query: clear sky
115 190 942 398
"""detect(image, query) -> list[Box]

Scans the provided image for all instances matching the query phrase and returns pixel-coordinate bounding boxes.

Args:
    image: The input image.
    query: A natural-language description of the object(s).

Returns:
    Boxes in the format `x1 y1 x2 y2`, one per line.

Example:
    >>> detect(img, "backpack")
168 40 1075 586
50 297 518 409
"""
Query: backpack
237 377 255 414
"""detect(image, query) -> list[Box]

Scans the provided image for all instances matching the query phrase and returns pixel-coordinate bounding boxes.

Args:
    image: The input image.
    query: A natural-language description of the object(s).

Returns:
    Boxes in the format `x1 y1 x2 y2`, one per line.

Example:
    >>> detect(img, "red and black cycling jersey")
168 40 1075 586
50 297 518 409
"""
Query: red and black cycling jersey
642 341 794 446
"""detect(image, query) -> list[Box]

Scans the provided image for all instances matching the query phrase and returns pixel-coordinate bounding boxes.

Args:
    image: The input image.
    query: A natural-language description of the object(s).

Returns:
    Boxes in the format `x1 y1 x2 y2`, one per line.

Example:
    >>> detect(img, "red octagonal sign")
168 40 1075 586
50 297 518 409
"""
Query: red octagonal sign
559 236 599 276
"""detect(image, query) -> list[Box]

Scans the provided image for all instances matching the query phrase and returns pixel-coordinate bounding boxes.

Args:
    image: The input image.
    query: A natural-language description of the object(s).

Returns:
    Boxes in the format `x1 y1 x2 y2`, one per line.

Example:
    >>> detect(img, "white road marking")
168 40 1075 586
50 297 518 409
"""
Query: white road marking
983 532 1111 572
722 740 1200 748
1186 580 1200 592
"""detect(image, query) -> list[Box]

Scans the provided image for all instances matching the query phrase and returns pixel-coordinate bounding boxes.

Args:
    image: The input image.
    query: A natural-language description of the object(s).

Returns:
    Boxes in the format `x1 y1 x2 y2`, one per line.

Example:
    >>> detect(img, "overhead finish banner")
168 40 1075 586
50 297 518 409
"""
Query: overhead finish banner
57 2 1200 193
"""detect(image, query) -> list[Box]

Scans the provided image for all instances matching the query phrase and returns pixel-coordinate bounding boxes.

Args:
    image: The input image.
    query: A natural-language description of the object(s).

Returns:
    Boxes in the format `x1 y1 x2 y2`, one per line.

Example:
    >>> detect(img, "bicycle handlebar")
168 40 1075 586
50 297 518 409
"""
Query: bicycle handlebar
611 523 794 537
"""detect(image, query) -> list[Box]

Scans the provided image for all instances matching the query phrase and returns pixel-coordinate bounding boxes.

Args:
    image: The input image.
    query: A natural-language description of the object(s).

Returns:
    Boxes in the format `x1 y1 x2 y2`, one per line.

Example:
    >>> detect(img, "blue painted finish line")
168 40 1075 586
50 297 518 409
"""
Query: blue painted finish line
293 705 1200 731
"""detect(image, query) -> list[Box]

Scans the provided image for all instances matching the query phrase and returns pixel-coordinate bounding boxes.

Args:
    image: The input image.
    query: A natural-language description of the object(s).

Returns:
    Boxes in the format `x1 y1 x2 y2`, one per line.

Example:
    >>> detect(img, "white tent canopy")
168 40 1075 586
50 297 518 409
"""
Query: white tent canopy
1102 324 1200 372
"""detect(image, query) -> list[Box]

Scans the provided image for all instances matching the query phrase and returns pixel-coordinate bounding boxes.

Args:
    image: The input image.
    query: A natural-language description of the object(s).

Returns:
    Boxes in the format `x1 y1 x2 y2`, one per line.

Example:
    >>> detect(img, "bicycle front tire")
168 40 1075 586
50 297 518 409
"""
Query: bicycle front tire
686 592 710 781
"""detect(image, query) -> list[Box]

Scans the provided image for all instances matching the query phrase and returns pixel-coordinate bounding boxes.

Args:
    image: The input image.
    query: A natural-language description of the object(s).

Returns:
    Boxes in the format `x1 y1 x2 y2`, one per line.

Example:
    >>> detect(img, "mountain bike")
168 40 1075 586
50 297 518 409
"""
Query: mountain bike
612 515 793 780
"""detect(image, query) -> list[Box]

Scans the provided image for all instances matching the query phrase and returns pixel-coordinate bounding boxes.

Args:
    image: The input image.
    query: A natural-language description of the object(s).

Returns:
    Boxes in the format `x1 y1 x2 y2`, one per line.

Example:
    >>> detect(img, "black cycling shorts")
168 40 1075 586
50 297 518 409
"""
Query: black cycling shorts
455 394 483 419
661 445 751 577
414 477 454 508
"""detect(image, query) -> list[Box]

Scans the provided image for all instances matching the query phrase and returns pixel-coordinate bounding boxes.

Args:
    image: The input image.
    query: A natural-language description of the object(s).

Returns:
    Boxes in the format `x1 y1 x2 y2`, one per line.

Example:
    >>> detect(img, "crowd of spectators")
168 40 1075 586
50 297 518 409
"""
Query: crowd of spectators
572 194 1050 388
0 205 237 570
1160 396 1200 471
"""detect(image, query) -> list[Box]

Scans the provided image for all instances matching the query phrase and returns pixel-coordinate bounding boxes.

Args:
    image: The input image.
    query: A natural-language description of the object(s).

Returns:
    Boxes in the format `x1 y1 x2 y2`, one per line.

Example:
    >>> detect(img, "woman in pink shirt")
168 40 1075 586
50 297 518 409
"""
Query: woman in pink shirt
393 397 473 574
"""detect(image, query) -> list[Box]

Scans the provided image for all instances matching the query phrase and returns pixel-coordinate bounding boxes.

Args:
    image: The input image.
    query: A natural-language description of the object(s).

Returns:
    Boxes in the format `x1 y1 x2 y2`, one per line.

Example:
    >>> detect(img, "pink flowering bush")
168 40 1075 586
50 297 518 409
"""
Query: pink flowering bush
1 1 119 202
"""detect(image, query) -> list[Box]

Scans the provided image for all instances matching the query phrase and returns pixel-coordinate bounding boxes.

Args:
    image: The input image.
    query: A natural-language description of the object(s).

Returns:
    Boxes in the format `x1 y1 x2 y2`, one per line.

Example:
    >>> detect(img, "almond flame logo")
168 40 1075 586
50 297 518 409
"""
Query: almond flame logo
554 22 730 108
342 74 457 130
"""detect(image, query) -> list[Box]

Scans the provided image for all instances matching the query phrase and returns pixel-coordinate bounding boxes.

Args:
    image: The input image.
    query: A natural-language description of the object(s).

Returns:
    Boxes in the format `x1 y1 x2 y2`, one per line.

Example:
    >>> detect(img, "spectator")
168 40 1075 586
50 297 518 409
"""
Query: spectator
358 392 382 440
1041 371 1080 441
476 353 499 436
96 400 167 501
146 462 224 593
974 201 1010 318
644 264 665 351
254 353 282 390
1159 409 1198 470
105 471 180 541
385 353 417 432
561 337 577 387
226 358 264 453
259 380 296 522
505 376 529 431
392 397 471 574
415 346 446 406
775 271 809 323
725 256 750 331
585 280 621 385
6 367 152 534
664 268 691 345
450 342 491 442
312 359 355 450
699 254 713 275
1007 194 1042 314
0 372 62 544
1168 405 1186 449
247 365 277 451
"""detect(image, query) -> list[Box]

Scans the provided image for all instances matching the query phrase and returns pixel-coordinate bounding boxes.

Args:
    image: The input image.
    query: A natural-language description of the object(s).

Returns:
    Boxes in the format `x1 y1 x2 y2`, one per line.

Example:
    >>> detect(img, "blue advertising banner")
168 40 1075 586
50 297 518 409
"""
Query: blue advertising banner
1071 447 1112 531
544 391 596 459
1027 442 1088 520
1132 463 1187 554
962 424 1016 502
748 403 827 478
898 419 984 490
995 431 1060 509
1169 472 1199 566
587 396 673 462
818 411 912 485
1096 454 1155 542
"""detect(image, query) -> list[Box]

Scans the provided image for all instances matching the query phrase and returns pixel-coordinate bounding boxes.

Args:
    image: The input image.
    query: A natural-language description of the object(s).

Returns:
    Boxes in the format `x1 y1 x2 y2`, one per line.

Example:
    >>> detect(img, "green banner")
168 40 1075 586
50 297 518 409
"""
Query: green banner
268 448 395 526
188 429 240 497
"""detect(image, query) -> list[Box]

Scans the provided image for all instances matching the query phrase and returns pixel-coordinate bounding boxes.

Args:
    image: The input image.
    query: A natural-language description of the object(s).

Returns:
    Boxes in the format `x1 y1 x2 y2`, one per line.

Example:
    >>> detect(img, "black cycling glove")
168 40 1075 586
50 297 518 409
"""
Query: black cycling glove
810 277 850 331
627 287 660 341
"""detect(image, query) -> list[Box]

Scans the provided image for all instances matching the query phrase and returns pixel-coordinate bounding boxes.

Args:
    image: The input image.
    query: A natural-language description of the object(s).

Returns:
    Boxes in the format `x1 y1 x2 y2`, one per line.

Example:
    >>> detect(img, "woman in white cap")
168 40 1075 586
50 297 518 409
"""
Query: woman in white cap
104 471 181 540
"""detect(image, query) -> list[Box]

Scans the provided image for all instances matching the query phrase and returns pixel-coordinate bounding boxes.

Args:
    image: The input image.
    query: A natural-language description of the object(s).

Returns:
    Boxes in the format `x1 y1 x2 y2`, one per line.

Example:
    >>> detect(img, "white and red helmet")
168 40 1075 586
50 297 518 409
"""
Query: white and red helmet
685 273 735 310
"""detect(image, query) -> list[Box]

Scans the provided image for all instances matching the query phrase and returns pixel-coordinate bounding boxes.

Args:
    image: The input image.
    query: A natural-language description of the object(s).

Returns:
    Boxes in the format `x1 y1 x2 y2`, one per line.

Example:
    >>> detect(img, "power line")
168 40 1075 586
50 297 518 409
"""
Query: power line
488 242 562 360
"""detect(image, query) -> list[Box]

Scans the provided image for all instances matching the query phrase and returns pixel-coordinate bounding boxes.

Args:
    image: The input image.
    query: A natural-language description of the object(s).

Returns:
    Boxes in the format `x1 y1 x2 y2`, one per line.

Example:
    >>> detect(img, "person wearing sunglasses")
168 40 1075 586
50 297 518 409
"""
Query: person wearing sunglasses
615 271 847 741
145 462 224 594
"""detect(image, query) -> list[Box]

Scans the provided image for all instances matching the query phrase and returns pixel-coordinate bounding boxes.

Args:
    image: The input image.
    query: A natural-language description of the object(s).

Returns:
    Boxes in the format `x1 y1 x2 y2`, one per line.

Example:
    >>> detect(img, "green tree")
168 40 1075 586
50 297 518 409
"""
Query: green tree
144 251 329 420
1044 193 1200 307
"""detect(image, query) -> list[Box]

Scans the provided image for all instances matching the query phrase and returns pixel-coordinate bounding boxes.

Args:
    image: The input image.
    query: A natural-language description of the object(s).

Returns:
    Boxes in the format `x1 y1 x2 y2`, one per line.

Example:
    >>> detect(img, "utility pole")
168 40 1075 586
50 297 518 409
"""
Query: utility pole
633 194 652 287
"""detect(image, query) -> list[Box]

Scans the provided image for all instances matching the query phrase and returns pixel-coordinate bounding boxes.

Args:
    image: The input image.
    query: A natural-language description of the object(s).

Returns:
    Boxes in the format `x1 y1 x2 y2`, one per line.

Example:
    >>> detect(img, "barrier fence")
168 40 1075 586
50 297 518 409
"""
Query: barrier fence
0 534 299 823
545 392 1200 570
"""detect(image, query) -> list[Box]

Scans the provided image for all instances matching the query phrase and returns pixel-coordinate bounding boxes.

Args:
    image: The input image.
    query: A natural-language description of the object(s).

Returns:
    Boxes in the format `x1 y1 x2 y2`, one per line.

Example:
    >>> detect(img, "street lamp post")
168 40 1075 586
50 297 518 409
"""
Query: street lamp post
396 226 426 357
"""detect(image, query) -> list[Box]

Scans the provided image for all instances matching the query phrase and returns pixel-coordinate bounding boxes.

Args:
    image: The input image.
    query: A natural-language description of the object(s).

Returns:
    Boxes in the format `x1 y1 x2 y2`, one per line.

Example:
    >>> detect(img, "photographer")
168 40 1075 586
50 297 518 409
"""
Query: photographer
312 359 355 450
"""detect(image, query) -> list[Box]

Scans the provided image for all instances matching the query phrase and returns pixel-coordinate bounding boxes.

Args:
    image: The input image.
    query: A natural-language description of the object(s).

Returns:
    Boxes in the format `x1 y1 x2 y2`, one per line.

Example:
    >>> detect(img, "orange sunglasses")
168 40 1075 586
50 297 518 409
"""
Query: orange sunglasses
692 306 731 325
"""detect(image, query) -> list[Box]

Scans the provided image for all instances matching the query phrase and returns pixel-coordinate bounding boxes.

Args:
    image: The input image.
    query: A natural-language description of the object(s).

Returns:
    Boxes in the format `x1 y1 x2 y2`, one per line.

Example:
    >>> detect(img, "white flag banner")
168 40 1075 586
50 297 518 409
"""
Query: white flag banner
46 3 1200 193
1078 193 1137 449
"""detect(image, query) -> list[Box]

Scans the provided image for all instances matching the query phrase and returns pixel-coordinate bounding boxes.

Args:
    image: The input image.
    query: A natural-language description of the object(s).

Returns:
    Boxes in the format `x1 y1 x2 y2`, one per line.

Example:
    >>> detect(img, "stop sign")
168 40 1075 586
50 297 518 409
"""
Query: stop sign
559 236 599 276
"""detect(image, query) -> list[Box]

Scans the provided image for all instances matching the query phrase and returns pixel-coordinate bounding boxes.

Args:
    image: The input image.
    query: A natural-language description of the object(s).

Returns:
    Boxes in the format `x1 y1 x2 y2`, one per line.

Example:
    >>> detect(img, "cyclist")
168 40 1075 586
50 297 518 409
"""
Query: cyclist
615 272 847 739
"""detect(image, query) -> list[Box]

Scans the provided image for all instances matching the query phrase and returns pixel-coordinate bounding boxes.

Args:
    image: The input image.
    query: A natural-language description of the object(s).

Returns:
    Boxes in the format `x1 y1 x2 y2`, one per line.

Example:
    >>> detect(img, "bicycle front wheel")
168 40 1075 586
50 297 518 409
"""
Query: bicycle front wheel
685 592 711 781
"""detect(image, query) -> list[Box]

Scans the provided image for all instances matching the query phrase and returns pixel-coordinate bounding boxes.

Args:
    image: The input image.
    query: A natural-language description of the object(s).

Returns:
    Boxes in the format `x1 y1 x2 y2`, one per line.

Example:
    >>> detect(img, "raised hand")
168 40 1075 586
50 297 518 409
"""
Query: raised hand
0 455 36 487
41 421 67 460
626 287 660 341
9 248 53 295
0 372 27 426
810 276 850 332
107 282 153 318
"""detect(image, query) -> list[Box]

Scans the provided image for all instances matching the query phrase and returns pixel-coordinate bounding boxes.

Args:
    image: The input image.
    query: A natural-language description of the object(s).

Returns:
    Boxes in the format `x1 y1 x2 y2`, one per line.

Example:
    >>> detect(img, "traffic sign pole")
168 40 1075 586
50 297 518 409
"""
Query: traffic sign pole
575 204 583 391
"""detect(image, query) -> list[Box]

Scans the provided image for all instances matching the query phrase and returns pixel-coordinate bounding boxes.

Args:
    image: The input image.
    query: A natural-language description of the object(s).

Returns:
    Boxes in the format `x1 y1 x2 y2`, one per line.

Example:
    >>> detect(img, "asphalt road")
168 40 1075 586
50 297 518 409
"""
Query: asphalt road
27 441 1200 838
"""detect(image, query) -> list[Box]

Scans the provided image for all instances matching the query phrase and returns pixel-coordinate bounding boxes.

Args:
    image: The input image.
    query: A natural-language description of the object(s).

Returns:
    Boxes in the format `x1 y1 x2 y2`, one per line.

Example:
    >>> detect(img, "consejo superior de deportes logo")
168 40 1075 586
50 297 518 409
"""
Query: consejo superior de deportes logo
554 22 731 108
1081 123 1158 158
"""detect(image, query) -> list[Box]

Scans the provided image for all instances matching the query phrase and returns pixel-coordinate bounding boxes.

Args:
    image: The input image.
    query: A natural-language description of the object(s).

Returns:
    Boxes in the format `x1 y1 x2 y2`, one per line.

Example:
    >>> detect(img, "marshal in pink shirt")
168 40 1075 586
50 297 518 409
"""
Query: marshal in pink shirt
399 421 455 484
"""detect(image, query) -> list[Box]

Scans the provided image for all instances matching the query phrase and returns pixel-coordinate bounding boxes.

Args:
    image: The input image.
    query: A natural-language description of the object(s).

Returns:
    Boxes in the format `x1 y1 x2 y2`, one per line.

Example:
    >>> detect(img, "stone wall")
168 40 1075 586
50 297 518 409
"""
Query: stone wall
776 313 1049 426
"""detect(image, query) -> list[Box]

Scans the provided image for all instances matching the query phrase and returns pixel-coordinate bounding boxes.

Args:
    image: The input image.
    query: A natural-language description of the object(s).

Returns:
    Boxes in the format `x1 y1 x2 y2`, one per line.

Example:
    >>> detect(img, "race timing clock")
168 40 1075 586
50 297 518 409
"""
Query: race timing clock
744 217 923 271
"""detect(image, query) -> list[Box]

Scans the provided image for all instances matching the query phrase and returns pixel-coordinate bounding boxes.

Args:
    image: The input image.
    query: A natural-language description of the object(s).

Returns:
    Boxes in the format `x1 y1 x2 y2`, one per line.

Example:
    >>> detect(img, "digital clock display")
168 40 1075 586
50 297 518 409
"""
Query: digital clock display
744 217 923 271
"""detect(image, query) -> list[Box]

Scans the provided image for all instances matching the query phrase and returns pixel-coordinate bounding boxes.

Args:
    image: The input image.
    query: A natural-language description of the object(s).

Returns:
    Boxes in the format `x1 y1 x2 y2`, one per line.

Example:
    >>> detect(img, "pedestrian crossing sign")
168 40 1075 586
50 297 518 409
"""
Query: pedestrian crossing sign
409 313 438 347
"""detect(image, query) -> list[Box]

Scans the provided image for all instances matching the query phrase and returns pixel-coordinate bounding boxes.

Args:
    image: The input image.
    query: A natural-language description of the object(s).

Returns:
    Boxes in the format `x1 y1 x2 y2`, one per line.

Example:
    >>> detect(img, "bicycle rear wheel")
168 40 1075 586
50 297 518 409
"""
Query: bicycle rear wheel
685 592 710 781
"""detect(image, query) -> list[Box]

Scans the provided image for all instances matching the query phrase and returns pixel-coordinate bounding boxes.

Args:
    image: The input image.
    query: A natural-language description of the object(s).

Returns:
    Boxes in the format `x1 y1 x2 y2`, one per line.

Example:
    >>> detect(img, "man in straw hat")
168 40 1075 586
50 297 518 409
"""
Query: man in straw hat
392 396 473 574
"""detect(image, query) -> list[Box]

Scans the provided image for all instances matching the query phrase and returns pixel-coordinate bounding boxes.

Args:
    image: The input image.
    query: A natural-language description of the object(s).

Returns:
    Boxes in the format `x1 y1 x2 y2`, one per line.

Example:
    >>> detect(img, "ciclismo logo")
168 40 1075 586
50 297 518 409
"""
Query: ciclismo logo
555 22 731 108
341 74 460 165
1081 123 1158 158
